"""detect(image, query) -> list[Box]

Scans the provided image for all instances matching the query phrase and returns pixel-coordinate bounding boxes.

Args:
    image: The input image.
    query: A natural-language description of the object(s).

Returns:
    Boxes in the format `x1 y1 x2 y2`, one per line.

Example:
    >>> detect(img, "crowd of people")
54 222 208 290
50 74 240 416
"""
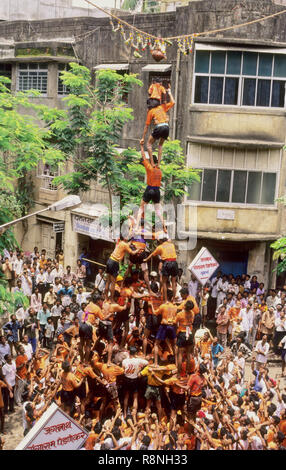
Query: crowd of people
0 243 286 451
0 83 286 451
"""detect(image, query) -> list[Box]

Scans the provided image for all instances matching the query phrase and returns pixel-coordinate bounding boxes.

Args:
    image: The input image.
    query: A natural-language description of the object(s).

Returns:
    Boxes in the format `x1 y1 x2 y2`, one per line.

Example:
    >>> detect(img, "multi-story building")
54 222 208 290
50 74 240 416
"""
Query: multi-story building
1 0 286 286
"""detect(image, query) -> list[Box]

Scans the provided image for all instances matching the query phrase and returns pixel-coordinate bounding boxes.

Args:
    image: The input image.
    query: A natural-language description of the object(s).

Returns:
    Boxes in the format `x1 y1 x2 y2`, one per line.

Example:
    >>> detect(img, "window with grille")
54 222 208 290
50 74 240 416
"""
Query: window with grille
187 144 280 206
193 49 286 108
188 168 276 205
17 63 48 94
58 63 70 95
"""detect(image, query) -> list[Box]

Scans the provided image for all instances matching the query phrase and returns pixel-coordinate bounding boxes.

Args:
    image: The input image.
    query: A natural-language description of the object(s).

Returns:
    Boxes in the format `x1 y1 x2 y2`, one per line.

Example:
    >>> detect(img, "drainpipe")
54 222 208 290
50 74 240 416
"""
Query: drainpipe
171 47 181 140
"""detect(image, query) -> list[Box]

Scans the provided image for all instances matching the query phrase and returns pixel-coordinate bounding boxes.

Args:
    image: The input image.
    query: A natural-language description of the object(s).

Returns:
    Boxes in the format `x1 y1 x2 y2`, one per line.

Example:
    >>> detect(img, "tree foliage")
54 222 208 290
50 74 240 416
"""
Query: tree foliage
0 76 65 251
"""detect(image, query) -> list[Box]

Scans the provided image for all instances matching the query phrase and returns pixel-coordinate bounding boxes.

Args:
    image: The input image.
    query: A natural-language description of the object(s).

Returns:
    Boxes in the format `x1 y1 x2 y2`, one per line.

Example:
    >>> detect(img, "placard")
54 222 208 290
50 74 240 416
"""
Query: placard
188 247 219 286
16 402 88 450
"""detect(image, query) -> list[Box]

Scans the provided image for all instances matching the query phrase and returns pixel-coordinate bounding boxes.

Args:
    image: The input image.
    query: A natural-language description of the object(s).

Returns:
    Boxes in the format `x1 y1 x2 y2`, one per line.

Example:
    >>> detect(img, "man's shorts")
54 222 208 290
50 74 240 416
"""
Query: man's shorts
162 260 179 278
145 385 161 401
98 321 113 341
146 314 160 332
61 389 76 406
176 331 193 348
115 307 130 325
75 381 87 399
169 391 186 411
156 324 176 341
106 382 118 400
187 395 202 414
129 250 147 265
79 322 93 340
143 186 160 204
152 124 169 140
123 376 139 393
106 258 120 277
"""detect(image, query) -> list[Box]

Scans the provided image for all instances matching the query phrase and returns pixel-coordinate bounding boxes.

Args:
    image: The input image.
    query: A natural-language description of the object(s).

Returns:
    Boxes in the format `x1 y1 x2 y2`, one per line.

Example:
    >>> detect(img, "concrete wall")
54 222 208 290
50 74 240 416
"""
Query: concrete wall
0 0 109 21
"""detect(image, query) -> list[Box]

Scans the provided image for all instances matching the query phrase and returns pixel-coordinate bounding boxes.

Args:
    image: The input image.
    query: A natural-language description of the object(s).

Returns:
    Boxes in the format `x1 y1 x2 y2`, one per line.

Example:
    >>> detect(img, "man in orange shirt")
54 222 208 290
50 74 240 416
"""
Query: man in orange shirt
152 289 178 365
105 238 140 302
140 84 175 166
15 345 28 406
144 235 179 301
60 360 84 413
175 300 195 373
79 294 104 363
135 143 166 233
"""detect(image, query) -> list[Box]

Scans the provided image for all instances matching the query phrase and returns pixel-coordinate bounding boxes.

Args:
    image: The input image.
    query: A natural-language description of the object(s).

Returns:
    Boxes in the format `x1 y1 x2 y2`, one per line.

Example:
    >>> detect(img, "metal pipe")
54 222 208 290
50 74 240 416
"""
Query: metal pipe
171 47 181 140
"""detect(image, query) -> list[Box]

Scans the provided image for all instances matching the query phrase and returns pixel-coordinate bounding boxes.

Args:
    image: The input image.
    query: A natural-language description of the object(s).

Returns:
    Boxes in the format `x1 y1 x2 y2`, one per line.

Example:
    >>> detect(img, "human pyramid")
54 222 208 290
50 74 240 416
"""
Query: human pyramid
1 80 286 451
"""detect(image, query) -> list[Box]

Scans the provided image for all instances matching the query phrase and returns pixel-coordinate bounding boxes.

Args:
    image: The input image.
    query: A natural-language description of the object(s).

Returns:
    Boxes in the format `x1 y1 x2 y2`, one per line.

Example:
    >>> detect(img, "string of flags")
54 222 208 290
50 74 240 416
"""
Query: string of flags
110 18 197 61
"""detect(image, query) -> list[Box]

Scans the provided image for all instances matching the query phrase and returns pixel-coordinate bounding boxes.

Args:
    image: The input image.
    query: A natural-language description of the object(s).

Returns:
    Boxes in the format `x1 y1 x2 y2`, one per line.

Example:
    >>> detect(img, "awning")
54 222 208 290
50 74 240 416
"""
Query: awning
142 64 172 72
180 230 279 242
71 203 114 242
187 135 284 149
94 63 129 71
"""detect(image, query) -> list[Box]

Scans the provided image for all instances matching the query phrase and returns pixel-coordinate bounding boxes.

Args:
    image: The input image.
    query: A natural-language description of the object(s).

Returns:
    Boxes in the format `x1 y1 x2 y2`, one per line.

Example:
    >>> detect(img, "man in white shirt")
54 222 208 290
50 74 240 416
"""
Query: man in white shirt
216 275 229 308
0 336 11 366
239 303 254 344
94 268 106 293
2 354 16 413
266 290 280 309
13 254 23 278
188 273 198 299
21 335 33 362
122 346 148 419
255 335 269 368
51 263 64 283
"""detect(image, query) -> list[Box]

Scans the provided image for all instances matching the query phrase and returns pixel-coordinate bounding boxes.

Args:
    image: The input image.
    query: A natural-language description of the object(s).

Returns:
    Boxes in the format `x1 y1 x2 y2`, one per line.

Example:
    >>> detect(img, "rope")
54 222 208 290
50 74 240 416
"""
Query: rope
83 0 286 41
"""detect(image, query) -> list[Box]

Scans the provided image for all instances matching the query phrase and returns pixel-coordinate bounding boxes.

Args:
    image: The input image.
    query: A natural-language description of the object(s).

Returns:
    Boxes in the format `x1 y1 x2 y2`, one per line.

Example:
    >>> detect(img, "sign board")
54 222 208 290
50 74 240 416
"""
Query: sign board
53 222 65 233
188 247 219 286
16 402 88 451
217 209 235 220
72 214 113 242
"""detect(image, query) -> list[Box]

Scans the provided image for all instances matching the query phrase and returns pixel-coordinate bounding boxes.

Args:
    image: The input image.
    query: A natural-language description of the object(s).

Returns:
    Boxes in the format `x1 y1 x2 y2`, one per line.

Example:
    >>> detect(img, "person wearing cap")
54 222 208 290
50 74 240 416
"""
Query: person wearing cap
105 238 140 302
122 346 148 420
144 236 179 302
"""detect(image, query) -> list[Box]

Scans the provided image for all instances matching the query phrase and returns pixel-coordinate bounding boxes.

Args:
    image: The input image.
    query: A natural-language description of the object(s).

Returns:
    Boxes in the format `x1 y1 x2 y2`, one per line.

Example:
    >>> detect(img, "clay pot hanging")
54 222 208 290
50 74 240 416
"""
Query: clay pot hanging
151 49 166 62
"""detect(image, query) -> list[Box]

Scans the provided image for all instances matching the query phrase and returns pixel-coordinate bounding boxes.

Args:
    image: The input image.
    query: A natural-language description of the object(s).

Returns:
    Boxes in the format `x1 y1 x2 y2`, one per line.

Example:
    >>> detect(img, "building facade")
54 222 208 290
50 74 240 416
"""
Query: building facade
0 0 285 285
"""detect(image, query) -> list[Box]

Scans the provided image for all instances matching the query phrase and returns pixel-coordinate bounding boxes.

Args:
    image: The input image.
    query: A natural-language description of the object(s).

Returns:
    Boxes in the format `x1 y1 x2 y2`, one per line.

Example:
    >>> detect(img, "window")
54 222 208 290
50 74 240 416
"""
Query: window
0 64 12 89
17 63 48 94
188 169 276 205
187 143 280 206
58 63 70 95
193 49 286 107
37 163 59 191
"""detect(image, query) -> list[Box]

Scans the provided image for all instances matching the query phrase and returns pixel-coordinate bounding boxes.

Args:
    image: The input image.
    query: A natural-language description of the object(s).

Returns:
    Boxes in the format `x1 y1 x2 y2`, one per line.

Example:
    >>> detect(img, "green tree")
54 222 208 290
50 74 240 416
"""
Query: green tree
270 196 286 275
0 75 65 250
52 64 143 211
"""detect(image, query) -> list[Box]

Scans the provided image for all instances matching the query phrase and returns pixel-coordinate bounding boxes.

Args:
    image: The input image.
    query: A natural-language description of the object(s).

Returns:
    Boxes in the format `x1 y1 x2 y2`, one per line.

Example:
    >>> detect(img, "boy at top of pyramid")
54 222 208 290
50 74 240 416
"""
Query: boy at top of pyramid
148 78 167 108
140 83 175 167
